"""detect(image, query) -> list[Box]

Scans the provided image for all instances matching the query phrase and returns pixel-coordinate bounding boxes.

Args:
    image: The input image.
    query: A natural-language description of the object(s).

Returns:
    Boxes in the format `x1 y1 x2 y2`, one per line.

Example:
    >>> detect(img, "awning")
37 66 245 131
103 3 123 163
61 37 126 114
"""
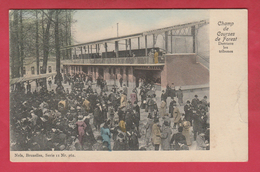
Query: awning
10 73 57 85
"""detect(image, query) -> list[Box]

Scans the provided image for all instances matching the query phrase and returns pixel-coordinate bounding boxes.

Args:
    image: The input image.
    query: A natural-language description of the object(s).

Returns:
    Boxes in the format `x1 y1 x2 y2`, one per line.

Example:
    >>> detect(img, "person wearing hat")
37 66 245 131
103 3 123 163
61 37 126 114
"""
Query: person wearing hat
159 99 167 118
93 103 103 131
76 115 87 146
120 91 127 112
119 76 123 87
125 111 134 132
176 87 184 106
102 103 108 122
170 127 188 150
133 101 140 133
152 118 161 150
181 115 192 146
130 89 137 106
161 90 167 103
108 89 116 108
160 120 172 150
100 120 111 150
172 103 181 129
144 113 154 147
170 83 176 99
29 109 38 127
113 130 127 150
82 97 90 115
191 95 200 111
169 98 177 118
161 113 171 131
147 95 155 116
196 131 209 150
127 124 139 150
118 117 126 133
83 116 96 147
107 101 115 128
193 110 204 141
201 95 208 112
184 100 193 126
154 49 158 64
123 84 128 96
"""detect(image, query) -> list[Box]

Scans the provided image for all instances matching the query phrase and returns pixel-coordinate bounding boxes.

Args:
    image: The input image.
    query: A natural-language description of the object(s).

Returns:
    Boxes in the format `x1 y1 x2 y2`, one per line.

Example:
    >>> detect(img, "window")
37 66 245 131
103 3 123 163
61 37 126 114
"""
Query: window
31 67 35 75
48 66 52 73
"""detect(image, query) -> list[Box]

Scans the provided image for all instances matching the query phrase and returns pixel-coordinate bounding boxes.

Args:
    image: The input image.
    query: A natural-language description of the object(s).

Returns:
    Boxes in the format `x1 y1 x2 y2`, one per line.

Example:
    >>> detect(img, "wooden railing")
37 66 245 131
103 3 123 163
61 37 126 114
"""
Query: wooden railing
62 56 165 65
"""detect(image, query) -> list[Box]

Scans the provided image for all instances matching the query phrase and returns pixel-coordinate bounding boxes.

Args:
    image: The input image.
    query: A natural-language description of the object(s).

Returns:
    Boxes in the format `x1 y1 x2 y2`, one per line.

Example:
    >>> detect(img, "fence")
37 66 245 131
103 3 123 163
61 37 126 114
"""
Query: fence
62 56 165 65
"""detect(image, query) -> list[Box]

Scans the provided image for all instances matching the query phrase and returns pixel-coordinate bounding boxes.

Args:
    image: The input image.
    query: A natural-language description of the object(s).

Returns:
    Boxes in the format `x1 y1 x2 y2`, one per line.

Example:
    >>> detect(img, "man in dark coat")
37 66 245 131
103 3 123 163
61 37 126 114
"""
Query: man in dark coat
161 90 167 103
108 90 117 109
127 124 139 150
93 103 103 131
191 95 200 111
170 127 188 150
170 83 176 99
169 98 177 117
133 101 140 132
184 100 193 126
193 110 204 141
119 77 123 87
123 84 128 96
176 87 183 106
125 111 134 132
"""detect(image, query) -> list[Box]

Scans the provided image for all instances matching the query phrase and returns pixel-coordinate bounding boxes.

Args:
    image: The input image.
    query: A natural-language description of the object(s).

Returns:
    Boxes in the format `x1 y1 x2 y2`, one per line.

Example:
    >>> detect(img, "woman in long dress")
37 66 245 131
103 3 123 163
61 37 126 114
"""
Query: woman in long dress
101 121 111 150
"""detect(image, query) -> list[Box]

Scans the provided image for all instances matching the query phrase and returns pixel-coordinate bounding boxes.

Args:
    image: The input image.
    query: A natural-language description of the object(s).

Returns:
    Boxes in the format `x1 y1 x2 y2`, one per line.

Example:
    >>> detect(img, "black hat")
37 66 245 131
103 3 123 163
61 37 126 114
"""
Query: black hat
195 95 198 97
187 100 190 103
204 96 207 98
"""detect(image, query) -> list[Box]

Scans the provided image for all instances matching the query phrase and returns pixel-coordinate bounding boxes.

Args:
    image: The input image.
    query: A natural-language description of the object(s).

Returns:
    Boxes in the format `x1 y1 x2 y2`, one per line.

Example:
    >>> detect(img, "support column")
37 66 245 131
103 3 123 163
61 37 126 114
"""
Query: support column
91 45 93 58
105 42 108 58
138 37 140 49
125 39 128 50
153 34 155 48
88 45 90 59
145 35 147 56
191 25 198 54
96 44 98 57
115 41 119 58
74 48 77 59
80 47 83 60
171 30 173 53
129 39 131 56
165 31 168 53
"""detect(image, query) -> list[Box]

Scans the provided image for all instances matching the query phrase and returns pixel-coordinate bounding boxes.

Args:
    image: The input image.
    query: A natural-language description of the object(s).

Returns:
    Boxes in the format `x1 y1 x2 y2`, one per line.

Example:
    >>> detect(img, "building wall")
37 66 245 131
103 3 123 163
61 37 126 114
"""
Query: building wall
23 61 56 77
161 54 209 88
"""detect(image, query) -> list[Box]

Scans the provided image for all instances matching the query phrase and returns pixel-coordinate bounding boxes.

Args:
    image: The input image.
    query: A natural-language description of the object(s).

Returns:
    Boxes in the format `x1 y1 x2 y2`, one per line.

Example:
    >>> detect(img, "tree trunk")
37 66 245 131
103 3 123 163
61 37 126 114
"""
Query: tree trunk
68 11 72 59
13 11 20 78
65 11 68 59
10 12 15 79
55 10 61 85
36 10 39 75
19 10 24 77
42 10 54 75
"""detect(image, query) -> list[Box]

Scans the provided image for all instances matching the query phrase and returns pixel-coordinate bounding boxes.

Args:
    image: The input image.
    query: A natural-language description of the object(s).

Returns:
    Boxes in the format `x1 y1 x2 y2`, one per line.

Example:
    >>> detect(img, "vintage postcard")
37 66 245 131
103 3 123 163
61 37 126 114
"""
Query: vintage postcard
9 9 247 162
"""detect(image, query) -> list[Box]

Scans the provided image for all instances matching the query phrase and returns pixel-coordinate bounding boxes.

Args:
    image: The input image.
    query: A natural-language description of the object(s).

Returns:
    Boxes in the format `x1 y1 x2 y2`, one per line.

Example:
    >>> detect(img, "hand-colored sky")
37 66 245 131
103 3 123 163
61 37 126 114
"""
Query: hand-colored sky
72 10 209 44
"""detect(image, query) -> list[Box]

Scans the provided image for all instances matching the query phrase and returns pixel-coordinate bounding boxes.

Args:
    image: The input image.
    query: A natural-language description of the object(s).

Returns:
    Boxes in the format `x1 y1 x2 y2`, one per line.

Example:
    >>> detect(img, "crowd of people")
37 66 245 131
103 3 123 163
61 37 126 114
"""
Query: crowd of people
10 74 210 151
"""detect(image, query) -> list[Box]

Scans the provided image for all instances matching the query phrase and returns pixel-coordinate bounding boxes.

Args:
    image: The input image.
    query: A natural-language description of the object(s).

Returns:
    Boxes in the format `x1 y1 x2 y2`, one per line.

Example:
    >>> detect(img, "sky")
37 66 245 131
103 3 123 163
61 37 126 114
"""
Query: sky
72 10 209 44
